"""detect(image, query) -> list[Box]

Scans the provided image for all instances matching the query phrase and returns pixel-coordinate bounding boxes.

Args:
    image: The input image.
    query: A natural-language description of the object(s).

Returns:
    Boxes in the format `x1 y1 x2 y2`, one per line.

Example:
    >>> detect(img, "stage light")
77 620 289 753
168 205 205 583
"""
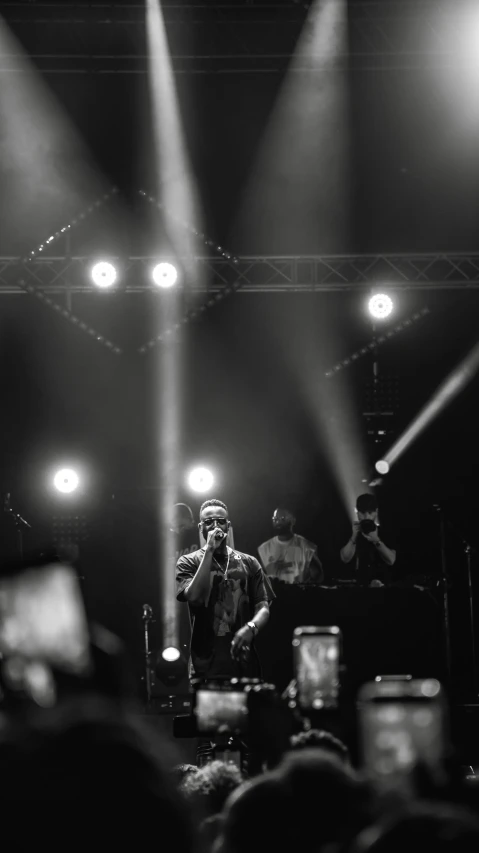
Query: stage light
53 468 79 494
91 261 117 289
187 467 214 493
368 293 393 320
152 262 178 288
375 460 390 475
162 646 181 662
420 679 441 698
155 648 187 686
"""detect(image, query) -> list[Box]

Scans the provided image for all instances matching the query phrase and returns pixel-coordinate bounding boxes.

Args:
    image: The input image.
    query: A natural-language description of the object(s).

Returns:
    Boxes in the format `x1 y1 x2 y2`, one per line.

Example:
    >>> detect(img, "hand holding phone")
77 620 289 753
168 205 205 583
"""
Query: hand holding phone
0 561 91 675
195 688 248 735
357 678 446 796
293 626 341 711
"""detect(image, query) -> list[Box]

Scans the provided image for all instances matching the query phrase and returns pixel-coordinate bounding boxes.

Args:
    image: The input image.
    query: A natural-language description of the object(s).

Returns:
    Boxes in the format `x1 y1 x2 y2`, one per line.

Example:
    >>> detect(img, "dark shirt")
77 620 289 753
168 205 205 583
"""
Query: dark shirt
171 527 199 658
176 547 274 680
174 527 199 562
355 527 396 585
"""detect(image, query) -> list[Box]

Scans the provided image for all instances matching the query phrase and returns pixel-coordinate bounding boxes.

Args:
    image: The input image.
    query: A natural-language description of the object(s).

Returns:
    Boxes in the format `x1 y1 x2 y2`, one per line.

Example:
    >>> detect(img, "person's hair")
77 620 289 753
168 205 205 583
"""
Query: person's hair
275 749 370 845
217 775 292 853
356 493 378 513
218 750 370 853
289 729 350 764
172 763 199 784
199 499 228 518
179 759 243 816
274 507 295 521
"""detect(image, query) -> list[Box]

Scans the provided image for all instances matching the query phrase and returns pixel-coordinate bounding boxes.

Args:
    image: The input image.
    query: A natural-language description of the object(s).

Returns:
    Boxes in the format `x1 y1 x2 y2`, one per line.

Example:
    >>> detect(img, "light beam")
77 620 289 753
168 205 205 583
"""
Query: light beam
233 0 366 518
0 14 103 253
146 0 202 654
380 339 479 472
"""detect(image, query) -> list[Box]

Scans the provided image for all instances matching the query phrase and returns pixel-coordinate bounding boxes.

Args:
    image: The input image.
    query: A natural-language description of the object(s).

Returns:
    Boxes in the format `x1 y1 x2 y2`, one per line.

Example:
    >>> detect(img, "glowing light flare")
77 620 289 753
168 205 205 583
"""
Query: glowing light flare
187 467 214 493
452 7 479 69
162 647 181 662
368 293 394 320
53 468 80 494
420 679 441 698
91 261 117 289
152 262 178 288
375 460 390 475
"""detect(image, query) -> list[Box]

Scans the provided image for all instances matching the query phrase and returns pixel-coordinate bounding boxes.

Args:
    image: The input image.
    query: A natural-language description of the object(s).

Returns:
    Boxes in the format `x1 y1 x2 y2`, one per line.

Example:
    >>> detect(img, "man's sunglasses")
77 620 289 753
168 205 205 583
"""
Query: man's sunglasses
201 517 229 526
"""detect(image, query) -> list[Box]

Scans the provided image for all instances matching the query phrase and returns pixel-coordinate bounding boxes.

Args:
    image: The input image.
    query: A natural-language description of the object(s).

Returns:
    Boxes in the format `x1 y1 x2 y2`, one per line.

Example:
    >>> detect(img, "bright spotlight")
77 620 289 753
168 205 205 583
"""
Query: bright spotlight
155 648 187 686
53 468 79 494
375 460 390 475
91 261 117 289
162 647 180 662
152 262 178 289
368 293 393 320
187 467 214 493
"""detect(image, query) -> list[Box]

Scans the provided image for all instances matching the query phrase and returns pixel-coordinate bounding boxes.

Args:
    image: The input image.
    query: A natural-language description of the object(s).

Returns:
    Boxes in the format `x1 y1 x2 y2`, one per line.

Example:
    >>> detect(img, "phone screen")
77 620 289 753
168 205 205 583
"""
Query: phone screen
0 562 91 675
359 697 445 792
195 689 248 734
294 633 340 710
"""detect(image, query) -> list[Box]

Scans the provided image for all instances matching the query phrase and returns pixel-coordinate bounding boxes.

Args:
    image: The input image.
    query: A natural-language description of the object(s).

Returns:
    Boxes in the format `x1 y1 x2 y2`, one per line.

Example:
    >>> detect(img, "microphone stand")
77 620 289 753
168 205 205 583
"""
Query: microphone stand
465 544 479 698
142 604 154 706
435 503 479 698
4 496 31 559
434 505 452 687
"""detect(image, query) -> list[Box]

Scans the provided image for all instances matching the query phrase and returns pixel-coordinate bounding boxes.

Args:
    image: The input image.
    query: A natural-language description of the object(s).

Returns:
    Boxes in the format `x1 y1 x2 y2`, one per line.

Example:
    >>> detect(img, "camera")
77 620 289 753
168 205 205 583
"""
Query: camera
196 689 248 734
193 678 283 735
360 519 377 535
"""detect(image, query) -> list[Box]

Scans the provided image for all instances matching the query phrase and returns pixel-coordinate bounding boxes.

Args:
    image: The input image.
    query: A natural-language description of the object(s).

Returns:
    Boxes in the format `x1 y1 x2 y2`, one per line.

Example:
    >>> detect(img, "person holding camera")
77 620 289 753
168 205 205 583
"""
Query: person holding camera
339 493 396 587
176 499 274 681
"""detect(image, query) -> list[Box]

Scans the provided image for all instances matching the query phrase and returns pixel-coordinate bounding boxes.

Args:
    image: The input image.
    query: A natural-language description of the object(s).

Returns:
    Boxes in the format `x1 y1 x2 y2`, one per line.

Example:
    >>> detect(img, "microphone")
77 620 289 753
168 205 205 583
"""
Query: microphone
213 528 226 540
142 603 153 621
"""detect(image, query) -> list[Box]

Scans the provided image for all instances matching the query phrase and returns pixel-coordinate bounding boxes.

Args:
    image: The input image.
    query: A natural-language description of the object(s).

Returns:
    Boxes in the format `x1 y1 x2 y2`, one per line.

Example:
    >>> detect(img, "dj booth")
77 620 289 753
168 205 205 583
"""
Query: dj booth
255 583 445 695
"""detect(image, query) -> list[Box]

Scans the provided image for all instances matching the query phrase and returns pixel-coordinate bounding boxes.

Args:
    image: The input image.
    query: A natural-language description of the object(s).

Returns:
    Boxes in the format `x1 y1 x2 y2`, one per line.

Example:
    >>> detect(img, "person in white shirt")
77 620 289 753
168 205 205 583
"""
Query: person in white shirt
258 507 323 585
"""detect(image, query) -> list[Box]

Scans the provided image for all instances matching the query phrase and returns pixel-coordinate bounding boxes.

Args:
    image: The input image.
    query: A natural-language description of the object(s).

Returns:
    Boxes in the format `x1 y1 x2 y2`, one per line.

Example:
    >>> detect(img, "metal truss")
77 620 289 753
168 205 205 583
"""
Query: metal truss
0 2 470 74
3 253 479 294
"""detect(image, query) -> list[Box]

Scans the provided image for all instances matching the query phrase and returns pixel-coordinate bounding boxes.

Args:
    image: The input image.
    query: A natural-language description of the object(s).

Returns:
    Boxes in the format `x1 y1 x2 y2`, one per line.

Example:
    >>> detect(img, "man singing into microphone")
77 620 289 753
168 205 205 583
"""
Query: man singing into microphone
176 499 274 681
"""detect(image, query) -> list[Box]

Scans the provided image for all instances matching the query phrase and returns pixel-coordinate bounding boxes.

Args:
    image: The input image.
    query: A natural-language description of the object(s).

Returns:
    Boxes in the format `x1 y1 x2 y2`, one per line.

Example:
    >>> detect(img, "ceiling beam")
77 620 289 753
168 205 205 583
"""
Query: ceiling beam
3 253 479 293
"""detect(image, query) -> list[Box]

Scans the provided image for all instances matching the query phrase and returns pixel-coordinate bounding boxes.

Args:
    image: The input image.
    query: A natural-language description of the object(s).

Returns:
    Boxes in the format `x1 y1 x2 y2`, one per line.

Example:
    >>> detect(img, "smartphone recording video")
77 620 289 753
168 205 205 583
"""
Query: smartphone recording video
293 626 341 711
0 560 91 676
357 678 446 794
195 689 248 735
